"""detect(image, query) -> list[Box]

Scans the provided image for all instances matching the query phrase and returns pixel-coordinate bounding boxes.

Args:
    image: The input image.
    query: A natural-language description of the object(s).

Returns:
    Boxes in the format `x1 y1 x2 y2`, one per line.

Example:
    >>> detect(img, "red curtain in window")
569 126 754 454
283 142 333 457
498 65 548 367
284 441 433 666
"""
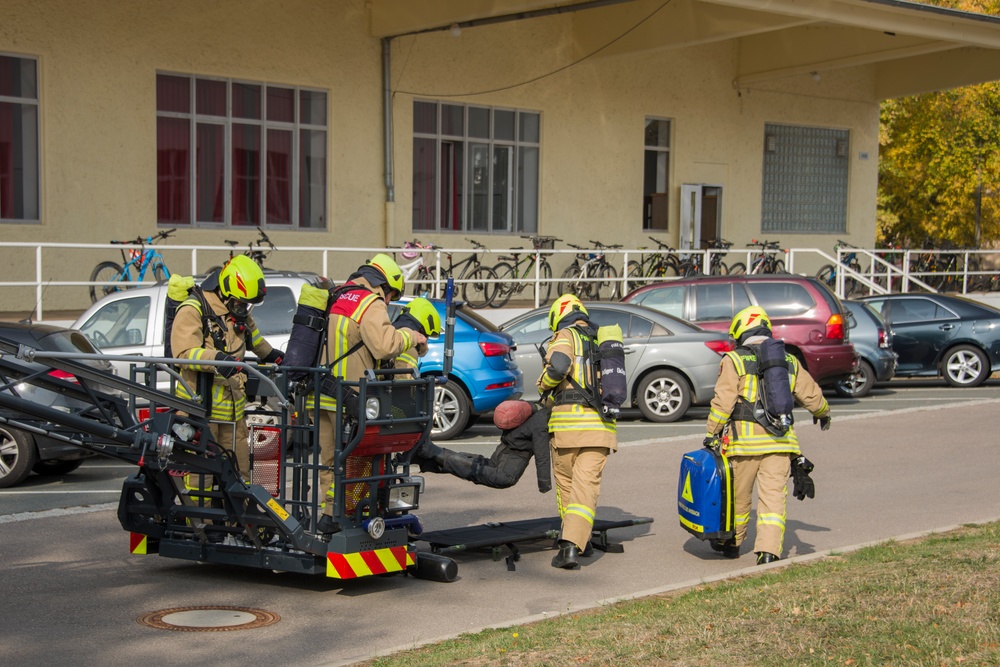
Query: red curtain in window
196 123 224 222
156 117 190 225
412 137 435 231
266 129 291 226
232 123 260 226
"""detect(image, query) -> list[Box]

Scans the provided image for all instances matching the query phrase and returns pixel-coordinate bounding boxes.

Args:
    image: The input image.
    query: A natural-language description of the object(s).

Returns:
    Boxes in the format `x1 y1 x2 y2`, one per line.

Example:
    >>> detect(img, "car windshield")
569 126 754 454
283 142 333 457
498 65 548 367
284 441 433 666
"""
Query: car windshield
252 285 297 336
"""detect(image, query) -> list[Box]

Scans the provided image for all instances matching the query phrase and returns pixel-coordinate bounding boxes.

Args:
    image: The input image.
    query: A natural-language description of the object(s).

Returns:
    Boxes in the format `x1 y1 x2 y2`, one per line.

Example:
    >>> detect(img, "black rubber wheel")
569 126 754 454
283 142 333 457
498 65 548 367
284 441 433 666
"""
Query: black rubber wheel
153 263 169 283
0 426 37 488
90 261 126 303
490 262 515 308
432 379 472 440
32 458 84 477
816 264 836 287
560 264 583 299
596 264 618 301
727 262 746 275
636 370 691 423
678 261 699 277
536 260 554 305
834 359 875 398
942 344 990 387
772 259 786 274
461 265 498 308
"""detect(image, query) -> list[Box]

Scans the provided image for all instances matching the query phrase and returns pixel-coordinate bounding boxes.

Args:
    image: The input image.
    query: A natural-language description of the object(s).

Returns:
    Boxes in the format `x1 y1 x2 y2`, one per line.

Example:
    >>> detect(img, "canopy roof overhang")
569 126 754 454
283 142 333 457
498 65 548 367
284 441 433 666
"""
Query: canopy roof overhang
370 0 1000 99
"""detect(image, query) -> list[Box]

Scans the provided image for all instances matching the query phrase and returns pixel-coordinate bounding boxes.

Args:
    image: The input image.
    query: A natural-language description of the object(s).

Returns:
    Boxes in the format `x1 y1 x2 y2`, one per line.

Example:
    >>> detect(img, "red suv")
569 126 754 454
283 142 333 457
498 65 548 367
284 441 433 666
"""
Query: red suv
622 274 857 385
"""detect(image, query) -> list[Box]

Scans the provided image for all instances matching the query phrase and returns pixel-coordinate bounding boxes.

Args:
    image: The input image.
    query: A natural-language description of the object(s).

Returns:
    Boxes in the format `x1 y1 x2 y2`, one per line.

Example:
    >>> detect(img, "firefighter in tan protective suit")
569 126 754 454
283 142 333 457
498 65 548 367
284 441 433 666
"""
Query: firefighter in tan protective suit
312 254 427 535
538 294 616 570
705 305 831 565
171 255 284 481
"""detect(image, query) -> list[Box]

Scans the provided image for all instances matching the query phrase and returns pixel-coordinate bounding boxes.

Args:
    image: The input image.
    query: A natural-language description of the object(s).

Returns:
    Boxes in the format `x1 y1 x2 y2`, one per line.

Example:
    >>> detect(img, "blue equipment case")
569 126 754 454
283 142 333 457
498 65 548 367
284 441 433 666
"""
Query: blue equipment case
678 448 735 541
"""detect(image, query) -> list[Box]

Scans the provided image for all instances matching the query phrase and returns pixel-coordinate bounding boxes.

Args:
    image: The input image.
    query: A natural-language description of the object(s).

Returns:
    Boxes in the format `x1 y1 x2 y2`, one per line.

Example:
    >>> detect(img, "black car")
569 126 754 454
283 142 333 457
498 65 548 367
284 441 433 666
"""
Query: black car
0 321 115 487
858 293 1000 387
835 300 897 398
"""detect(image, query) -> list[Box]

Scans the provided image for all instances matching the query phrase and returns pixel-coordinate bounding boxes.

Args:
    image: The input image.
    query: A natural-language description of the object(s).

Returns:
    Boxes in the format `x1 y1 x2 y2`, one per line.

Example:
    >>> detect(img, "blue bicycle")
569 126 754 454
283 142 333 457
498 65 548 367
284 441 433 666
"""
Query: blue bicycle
816 239 862 296
90 228 175 302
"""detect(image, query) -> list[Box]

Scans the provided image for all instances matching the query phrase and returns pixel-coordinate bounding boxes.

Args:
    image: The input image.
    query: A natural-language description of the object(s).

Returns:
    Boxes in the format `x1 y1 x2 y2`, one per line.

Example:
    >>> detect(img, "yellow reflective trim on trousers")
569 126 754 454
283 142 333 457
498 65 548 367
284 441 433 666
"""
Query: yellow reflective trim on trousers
735 512 750 526
758 513 785 529
555 485 566 518
566 503 595 526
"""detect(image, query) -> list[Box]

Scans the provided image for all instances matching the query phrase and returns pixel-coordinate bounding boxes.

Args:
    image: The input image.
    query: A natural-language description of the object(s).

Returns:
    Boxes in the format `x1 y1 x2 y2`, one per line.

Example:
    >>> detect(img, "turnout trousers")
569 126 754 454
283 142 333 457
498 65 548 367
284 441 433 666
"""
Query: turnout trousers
730 453 790 557
552 446 609 550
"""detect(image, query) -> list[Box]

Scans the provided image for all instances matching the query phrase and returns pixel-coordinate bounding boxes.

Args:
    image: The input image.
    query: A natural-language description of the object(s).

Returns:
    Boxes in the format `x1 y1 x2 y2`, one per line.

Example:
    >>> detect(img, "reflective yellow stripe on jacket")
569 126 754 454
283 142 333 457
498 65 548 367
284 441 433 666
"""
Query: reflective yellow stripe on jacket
312 292 382 412
547 327 615 436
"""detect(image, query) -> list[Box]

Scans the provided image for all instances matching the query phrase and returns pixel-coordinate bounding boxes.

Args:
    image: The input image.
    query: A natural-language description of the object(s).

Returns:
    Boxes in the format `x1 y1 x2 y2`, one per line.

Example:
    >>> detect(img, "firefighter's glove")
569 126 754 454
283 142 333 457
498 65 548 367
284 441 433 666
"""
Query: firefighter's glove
813 414 832 431
262 349 284 365
790 455 816 501
215 352 241 379
703 435 722 453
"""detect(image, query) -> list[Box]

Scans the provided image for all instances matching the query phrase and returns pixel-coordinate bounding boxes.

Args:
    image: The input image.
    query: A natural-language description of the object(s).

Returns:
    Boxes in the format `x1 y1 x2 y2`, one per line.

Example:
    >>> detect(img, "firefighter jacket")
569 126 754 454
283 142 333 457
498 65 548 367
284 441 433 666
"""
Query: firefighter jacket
705 338 829 456
537 322 617 450
171 289 275 421
499 405 553 492
312 276 419 411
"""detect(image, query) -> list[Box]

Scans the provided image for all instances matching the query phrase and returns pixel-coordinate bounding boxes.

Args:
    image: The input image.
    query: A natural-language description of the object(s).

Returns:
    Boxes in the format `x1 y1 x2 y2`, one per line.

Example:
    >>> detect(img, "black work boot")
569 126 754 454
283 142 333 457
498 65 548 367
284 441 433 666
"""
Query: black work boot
755 551 780 565
316 515 340 537
551 540 580 570
710 538 740 559
581 541 595 558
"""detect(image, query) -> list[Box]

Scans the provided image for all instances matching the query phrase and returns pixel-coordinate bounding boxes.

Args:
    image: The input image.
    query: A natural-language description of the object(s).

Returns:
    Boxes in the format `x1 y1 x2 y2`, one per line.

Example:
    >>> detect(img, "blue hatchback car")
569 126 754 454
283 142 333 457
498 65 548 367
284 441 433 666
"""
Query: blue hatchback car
391 298 522 440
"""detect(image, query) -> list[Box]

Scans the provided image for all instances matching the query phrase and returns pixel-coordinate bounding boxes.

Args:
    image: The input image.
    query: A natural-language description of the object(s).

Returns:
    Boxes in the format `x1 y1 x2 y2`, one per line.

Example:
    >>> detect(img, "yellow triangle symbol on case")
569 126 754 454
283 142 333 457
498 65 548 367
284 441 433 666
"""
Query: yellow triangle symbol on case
681 472 694 503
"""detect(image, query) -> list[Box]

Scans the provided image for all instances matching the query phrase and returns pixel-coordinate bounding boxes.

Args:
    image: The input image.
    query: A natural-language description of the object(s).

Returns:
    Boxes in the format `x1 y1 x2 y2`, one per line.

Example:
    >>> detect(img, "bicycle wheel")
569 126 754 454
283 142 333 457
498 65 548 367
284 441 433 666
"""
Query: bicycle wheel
153 262 169 282
595 263 618 301
653 259 680 278
625 260 643 290
727 262 746 275
537 260 554 305
89 261 127 303
772 259 786 274
461 265 498 308
816 264 836 288
678 261 699 277
490 262 515 308
709 260 728 276
560 264 584 298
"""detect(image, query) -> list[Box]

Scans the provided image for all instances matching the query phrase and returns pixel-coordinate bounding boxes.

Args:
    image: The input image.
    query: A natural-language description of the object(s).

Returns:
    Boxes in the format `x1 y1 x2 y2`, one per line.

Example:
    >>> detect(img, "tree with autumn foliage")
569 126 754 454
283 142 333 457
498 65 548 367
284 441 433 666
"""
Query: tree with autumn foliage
878 0 1000 248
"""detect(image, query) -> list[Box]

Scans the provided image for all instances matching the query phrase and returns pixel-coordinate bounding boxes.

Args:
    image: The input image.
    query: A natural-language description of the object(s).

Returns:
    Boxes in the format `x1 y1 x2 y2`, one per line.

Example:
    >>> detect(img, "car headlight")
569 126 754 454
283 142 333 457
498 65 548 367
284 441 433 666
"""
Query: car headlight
385 482 420 511
365 397 380 420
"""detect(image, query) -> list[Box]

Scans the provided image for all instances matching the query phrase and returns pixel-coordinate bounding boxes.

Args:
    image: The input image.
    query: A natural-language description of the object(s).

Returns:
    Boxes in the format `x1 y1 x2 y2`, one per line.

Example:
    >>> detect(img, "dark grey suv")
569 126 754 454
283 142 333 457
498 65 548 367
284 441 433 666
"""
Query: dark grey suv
836 300 897 398
0 322 115 487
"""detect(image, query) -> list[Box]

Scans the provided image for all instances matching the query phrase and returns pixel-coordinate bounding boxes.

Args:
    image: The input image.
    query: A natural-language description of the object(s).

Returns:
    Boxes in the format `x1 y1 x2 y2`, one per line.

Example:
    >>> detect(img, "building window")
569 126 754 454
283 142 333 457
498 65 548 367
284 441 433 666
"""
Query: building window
156 73 327 229
412 101 539 234
643 118 670 231
761 123 848 234
0 54 40 222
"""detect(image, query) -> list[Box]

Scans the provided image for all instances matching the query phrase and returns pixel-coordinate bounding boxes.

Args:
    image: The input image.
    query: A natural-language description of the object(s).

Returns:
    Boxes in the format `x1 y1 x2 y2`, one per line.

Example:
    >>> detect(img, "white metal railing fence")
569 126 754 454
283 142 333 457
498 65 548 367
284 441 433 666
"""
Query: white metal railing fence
2 240 1000 318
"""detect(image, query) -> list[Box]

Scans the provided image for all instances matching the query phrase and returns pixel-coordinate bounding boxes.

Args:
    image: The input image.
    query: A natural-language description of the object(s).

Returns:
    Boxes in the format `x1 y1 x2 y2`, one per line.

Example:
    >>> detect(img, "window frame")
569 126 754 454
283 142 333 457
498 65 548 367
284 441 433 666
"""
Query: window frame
412 100 540 235
643 117 672 231
156 72 328 230
0 53 40 223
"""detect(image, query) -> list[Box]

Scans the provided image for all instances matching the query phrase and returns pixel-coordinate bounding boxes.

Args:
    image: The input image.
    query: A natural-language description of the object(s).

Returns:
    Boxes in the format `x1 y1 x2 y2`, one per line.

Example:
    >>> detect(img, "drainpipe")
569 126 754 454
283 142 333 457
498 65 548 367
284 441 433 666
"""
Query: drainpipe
382 37 395 248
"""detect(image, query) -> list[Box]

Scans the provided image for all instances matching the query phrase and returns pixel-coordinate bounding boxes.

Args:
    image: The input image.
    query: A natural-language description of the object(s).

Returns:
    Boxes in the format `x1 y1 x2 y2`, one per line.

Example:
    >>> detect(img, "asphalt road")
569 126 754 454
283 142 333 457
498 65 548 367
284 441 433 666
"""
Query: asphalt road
2 378 999 666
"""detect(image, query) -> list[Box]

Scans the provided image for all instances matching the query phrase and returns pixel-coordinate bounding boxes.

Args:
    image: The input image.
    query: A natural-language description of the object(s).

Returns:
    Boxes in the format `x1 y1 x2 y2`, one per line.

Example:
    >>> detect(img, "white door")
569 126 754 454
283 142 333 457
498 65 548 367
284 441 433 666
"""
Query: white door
679 184 702 257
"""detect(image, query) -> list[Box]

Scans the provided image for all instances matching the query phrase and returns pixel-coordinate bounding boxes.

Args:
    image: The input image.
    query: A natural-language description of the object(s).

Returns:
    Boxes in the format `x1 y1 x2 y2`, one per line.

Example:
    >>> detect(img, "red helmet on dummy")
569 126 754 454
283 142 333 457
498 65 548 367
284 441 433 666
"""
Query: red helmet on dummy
493 400 534 430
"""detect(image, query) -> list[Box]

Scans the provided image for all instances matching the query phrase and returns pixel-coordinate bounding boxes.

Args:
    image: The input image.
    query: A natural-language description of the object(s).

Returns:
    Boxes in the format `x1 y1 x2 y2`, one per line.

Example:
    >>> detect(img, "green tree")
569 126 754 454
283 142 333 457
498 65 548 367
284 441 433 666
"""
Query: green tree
878 0 1000 247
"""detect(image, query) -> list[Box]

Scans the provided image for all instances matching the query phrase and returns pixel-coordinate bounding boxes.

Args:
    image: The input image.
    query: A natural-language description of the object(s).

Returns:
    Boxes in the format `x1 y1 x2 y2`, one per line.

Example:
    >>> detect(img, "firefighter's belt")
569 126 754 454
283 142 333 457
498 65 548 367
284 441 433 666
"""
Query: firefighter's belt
554 389 591 406
731 397 760 423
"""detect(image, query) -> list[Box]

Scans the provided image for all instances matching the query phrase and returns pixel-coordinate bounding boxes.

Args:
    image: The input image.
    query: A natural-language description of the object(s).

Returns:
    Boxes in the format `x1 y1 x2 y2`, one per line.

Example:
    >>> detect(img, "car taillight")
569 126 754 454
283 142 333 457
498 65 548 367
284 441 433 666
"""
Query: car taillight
704 340 735 355
48 369 78 383
479 342 510 357
877 327 889 348
485 380 517 391
825 314 845 341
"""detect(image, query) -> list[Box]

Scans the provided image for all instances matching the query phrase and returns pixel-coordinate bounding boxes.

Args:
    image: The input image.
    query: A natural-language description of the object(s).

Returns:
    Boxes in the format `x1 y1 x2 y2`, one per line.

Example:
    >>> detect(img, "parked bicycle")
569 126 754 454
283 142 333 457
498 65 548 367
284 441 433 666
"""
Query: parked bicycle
677 238 736 276
490 235 561 308
90 228 175 303
625 236 682 285
206 226 276 274
816 239 863 296
560 240 621 301
742 239 786 274
410 239 498 308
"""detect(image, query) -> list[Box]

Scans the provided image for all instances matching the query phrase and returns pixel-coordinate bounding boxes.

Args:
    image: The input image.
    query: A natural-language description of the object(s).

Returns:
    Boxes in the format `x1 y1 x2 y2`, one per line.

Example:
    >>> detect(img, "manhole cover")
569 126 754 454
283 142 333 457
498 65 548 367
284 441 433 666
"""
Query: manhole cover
137 606 280 632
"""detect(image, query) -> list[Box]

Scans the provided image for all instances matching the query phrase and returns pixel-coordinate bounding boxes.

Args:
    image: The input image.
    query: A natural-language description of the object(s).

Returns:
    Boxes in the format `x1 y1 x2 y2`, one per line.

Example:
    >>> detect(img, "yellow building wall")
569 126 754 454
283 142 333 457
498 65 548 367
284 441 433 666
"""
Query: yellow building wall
0 1 879 310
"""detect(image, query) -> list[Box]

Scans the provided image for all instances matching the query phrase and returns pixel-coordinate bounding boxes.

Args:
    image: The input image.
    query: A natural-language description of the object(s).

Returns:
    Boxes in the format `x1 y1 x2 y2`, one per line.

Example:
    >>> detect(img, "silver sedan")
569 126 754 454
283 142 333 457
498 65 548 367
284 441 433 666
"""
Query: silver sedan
499 302 733 422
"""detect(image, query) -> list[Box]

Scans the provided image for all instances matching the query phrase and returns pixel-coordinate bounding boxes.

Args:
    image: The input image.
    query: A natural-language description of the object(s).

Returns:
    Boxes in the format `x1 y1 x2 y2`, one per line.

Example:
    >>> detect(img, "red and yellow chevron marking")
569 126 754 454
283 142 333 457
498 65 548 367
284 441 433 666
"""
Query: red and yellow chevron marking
130 532 148 555
326 545 415 579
